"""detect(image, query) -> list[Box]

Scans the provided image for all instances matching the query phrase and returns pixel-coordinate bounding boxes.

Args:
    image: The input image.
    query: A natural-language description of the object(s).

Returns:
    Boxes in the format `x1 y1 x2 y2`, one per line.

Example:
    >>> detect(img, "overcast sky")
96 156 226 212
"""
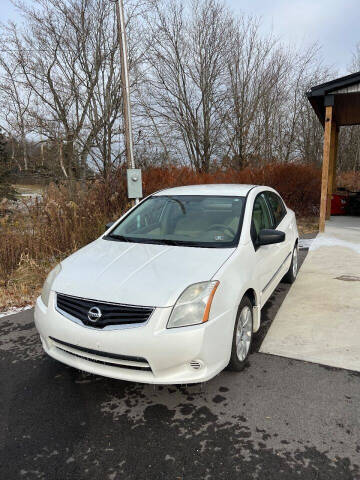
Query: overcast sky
228 0 359 76
2 0 359 76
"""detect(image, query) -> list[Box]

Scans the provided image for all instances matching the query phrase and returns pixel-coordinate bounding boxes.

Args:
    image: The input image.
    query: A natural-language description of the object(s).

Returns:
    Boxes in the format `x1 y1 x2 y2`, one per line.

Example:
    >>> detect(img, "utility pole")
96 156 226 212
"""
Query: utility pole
111 0 142 204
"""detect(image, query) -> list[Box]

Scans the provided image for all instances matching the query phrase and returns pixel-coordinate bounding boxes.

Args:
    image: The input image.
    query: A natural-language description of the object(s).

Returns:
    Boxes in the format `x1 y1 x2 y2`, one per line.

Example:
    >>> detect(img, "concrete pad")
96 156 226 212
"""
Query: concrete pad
260 216 360 371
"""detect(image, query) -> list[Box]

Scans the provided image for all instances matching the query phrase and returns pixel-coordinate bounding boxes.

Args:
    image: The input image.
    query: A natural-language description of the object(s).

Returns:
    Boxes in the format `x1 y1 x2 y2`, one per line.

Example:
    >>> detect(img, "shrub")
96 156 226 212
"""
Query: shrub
338 171 360 191
143 163 322 216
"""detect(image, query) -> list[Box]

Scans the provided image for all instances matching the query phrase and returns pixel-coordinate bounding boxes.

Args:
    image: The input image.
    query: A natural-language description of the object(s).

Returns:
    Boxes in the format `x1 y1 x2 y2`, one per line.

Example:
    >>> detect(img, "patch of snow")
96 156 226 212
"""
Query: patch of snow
0 305 33 318
298 238 314 250
20 193 41 198
309 235 360 254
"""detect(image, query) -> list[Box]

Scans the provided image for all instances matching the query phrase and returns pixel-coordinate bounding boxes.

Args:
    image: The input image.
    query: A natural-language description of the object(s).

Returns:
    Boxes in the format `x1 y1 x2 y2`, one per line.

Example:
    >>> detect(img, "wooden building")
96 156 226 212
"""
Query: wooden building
307 71 360 231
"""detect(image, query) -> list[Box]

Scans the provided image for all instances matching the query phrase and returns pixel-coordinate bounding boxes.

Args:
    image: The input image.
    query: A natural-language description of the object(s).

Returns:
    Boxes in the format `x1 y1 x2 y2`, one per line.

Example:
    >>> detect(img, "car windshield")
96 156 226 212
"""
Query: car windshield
106 195 246 248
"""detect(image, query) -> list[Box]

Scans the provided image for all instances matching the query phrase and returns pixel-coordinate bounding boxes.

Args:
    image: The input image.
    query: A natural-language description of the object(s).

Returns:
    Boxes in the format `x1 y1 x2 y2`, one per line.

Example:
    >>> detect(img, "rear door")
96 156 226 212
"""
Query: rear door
263 191 293 293
250 192 284 307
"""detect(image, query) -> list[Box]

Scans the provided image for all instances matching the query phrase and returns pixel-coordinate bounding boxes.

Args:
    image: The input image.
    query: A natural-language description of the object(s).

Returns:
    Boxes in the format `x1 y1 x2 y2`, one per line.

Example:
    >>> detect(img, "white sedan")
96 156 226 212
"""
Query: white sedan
35 184 299 384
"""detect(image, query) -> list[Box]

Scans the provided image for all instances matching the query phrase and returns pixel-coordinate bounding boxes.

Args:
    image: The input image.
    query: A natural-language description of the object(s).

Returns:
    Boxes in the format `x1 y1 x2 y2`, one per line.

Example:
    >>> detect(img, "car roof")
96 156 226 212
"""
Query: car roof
154 184 258 197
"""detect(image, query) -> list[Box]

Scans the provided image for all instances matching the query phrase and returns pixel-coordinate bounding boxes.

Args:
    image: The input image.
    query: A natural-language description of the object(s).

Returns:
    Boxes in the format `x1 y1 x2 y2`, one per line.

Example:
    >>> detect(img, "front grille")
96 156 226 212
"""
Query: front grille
56 293 154 329
50 337 152 372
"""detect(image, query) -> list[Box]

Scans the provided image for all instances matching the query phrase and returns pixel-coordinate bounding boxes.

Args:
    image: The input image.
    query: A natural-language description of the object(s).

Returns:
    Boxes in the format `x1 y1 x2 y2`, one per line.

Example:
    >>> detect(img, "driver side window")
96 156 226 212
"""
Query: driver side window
251 194 272 245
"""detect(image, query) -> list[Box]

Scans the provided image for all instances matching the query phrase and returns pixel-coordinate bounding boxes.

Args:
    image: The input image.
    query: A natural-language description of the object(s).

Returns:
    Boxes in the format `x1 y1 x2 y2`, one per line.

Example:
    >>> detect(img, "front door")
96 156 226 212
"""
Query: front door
251 193 284 307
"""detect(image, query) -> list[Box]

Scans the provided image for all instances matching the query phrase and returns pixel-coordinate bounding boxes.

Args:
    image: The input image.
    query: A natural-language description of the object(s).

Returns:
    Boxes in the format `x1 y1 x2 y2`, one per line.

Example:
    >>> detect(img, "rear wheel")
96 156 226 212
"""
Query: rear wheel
228 296 253 372
283 244 298 284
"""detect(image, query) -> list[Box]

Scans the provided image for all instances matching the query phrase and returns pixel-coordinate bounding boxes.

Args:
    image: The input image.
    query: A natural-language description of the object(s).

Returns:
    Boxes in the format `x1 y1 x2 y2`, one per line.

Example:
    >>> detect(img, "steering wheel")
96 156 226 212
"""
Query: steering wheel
206 224 236 237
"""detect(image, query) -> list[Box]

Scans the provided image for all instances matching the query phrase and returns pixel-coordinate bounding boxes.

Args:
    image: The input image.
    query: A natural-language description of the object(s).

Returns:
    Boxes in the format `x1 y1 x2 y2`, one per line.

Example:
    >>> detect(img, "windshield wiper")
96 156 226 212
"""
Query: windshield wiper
105 236 225 248
107 234 132 242
157 239 186 246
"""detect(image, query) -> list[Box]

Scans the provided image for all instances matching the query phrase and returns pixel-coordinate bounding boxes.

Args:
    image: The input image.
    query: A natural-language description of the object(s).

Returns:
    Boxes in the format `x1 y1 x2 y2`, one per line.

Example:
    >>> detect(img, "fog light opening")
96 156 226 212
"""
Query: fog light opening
190 360 203 370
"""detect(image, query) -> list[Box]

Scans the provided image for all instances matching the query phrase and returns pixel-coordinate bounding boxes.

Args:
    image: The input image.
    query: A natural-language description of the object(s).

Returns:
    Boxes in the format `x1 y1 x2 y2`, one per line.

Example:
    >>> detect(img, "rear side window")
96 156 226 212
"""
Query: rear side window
265 192 287 227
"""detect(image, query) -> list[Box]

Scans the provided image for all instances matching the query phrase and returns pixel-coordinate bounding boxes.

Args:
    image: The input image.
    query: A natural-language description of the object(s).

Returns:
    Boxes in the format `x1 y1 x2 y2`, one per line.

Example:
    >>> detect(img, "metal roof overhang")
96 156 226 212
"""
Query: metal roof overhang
307 71 360 127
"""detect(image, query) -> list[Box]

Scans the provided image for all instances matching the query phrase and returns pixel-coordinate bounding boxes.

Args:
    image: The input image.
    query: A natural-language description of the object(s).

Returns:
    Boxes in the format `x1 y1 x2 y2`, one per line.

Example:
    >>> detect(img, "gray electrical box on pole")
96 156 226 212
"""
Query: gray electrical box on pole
126 169 143 199
111 0 142 204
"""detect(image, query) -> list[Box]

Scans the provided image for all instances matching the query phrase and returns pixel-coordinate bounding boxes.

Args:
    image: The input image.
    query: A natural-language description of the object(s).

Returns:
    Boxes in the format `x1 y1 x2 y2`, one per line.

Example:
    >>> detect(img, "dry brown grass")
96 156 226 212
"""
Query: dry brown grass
0 178 127 311
297 217 319 236
0 254 57 311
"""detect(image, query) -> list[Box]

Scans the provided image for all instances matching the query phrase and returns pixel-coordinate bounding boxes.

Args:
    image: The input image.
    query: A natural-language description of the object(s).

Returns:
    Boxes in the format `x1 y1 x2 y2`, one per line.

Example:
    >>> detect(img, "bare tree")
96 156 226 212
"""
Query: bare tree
143 0 232 172
0 0 152 180
0 54 32 171
0 0 353 180
222 17 289 167
87 0 149 179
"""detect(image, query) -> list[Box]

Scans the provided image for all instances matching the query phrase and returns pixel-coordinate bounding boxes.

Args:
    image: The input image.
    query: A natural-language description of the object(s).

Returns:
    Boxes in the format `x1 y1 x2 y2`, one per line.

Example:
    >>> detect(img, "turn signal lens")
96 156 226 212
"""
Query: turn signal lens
202 281 219 323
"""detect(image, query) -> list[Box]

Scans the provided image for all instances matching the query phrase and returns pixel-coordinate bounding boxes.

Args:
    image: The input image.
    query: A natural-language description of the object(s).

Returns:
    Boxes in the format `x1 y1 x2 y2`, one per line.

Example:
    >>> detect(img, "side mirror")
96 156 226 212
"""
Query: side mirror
258 229 285 246
105 221 115 232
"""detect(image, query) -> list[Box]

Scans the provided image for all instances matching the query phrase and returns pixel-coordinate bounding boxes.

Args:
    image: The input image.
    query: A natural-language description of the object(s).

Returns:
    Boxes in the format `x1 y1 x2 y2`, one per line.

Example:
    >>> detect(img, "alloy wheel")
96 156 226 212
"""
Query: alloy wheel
292 247 298 278
235 306 253 361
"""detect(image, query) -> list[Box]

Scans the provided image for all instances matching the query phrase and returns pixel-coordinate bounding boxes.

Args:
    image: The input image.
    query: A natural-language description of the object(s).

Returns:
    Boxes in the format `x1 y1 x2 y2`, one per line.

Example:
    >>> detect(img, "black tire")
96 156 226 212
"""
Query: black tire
227 296 253 372
283 244 298 284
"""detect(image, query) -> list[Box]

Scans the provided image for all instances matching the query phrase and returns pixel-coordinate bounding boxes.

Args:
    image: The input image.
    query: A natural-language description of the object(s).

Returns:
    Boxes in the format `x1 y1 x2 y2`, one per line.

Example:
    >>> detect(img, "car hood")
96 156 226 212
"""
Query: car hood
53 238 234 307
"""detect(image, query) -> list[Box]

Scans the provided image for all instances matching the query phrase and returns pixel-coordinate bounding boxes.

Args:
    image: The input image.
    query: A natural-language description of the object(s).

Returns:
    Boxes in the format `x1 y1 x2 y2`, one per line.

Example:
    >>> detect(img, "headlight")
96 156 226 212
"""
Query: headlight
41 264 62 307
167 281 219 329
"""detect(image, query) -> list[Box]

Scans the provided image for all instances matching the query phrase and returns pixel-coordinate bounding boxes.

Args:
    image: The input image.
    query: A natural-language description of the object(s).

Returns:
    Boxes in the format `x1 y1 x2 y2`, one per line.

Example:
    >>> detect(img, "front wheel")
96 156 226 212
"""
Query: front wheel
228 296 253 372
283 244 298 284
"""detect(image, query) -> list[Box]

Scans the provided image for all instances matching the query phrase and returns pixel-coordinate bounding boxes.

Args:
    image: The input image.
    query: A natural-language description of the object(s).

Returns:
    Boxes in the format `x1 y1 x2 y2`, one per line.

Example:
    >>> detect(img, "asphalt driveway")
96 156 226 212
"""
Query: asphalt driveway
1 249 359 479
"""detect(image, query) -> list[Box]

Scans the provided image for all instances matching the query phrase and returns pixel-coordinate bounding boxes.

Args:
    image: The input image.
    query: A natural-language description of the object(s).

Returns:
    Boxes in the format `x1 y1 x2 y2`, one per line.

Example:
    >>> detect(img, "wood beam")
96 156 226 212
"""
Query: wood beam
332 127 339 193
319 105 336 232
326 120 337 219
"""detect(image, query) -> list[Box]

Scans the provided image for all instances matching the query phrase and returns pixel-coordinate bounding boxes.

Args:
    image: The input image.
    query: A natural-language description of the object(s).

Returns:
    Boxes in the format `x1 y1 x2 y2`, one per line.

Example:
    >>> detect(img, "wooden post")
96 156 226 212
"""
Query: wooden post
319 105 335 232
332 127 339 193
326 120 337 219
114 0 135 171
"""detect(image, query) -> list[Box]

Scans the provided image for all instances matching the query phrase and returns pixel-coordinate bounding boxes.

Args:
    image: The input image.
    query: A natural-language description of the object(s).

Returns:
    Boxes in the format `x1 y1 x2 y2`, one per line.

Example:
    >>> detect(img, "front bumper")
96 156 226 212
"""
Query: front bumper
34 293 233 384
